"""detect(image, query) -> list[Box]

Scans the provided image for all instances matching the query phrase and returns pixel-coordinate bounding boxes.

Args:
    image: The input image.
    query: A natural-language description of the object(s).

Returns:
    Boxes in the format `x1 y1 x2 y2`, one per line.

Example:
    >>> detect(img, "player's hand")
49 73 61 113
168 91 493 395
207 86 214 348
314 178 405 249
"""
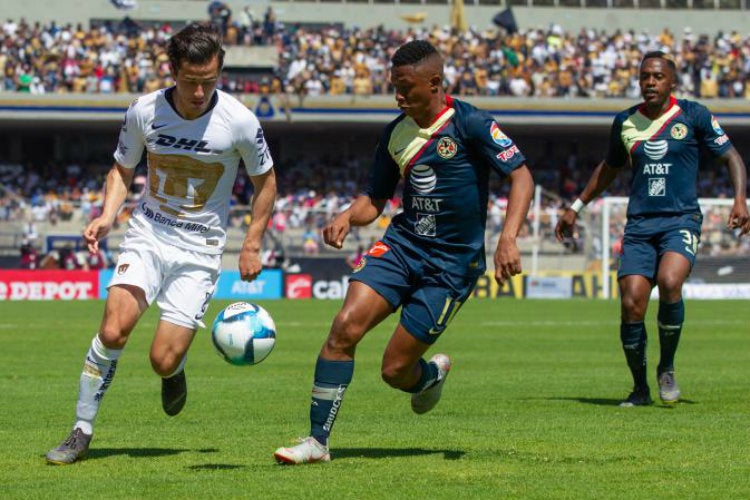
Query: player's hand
323 214 350 249
238 247 262 282
554 209 578 242
494 236 522 287
83 217 113 253
727 200 750 235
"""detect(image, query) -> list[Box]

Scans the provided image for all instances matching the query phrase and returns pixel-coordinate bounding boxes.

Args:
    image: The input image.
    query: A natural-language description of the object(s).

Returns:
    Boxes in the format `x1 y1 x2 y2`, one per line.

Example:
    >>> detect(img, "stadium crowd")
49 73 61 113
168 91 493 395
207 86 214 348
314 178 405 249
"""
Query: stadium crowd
1 13 749 266
2 14 750 98
1 138 746 267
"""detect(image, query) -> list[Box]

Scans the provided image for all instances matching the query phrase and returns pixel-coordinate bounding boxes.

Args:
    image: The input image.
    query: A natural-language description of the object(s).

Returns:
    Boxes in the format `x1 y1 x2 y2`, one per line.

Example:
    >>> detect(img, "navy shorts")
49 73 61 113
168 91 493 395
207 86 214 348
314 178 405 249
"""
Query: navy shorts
618 213 702 280
349 240 480 345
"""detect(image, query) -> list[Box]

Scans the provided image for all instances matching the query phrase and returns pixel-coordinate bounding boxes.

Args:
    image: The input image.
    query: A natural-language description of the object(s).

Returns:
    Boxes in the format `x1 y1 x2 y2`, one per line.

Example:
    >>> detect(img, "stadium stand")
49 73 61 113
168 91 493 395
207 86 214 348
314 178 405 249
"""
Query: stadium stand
1 3 749 280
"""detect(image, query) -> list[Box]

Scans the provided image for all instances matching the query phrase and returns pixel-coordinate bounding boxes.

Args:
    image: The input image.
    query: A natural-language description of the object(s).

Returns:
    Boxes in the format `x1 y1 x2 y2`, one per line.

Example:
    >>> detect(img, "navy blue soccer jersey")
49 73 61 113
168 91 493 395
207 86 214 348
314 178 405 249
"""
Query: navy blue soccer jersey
606 96 732 217
366 96 526 275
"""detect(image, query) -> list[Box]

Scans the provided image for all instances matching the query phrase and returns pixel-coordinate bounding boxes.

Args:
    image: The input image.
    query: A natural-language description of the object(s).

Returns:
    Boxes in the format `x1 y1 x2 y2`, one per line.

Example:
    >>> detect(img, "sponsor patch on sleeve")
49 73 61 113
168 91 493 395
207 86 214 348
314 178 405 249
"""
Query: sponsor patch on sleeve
490 122 513 147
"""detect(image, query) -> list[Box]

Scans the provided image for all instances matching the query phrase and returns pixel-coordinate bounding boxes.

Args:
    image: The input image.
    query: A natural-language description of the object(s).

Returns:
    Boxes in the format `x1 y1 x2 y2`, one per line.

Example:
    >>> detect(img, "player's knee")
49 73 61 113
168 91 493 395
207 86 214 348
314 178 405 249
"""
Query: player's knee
150 353 179 377
620 294 646 320
97 328 128 350
657 277 683 299
326 311 365 353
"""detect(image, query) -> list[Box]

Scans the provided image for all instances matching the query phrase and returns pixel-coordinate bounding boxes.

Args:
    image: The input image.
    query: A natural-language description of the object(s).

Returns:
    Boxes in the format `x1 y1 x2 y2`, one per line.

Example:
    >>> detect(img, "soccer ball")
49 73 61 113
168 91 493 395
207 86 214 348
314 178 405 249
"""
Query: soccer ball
211 302 276 366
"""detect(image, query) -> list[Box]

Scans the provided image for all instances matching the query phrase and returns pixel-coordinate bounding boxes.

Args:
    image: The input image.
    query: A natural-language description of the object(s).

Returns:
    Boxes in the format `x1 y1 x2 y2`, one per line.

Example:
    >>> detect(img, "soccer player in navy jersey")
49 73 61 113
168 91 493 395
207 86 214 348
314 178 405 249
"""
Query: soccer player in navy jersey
556 51 749 407
274 40 534 464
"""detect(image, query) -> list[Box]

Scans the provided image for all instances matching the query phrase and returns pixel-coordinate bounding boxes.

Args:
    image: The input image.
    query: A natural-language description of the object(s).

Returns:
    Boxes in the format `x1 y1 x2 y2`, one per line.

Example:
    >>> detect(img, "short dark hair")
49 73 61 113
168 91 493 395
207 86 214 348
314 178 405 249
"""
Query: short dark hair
391 40 439 67
641 50 676 74
167 22 225 72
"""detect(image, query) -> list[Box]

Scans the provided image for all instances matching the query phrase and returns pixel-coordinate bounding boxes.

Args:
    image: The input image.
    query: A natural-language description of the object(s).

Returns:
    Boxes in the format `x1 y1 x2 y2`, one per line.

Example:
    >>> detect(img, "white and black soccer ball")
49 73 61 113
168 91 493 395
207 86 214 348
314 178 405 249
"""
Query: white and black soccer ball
211 302 276 366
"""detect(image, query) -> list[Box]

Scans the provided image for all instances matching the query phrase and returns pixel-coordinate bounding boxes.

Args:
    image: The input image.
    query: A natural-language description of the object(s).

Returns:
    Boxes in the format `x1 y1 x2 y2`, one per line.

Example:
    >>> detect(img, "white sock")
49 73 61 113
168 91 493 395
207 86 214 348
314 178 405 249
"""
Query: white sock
74 335 122 435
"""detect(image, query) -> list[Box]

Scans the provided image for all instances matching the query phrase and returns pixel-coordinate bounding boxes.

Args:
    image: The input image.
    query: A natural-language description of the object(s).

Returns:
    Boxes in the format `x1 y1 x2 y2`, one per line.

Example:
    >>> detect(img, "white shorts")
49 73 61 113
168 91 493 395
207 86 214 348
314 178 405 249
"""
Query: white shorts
108 228 221 329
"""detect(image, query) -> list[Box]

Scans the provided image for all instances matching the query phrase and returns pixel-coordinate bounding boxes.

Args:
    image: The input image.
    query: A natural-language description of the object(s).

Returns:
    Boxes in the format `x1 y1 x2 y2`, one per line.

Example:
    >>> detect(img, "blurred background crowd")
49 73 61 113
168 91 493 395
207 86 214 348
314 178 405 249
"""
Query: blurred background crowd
2 11 750 98
1 4 749 270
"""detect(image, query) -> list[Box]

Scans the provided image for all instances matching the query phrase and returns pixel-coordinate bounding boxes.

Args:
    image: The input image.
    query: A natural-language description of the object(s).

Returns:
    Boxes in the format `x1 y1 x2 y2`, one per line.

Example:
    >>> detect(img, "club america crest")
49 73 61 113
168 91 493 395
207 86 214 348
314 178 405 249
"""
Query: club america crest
436 137 457 159
670 123 687 140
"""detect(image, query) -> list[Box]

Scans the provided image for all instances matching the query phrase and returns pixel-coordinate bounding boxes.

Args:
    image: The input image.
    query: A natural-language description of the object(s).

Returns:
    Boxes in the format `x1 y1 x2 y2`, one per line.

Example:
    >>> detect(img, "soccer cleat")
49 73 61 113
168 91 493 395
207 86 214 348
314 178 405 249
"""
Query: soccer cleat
658 371 681 404
411 353 452 415
162 370 187 416
46 428 92 465
619 388 653 407
274 437 331 465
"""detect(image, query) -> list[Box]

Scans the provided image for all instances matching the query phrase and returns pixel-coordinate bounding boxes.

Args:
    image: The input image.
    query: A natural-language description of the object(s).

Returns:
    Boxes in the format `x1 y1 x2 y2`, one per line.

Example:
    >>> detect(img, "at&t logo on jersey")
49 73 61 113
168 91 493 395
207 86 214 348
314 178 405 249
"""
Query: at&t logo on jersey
410 164 437 194
643 140 668 160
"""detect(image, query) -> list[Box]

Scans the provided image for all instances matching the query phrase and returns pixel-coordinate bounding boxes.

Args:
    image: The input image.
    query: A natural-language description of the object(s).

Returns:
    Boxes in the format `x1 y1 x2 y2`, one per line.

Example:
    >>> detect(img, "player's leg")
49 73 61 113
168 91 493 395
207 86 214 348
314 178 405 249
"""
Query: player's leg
151 321 197 416
382 325 451 415
654 245 694 404
617 228 659 407
618 274 653 406
46 284 147 465
274 281 393 465
152 250 218 416
392 281 470 414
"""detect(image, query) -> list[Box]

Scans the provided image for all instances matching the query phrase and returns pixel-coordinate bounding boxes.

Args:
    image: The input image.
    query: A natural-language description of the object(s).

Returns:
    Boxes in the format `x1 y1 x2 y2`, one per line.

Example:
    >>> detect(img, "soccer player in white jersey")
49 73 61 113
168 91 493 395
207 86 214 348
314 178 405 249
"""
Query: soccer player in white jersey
46 23 276 465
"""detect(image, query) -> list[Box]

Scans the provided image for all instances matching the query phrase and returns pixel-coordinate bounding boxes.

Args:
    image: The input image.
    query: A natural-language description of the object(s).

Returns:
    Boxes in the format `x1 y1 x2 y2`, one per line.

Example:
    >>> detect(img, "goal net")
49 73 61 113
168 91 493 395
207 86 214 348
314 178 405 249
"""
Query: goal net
592 197 750 299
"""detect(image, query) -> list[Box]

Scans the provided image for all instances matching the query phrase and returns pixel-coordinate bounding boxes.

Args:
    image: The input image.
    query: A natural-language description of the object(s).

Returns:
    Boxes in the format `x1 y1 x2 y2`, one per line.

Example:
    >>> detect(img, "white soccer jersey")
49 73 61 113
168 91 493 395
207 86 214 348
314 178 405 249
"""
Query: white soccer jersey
114 88 273 254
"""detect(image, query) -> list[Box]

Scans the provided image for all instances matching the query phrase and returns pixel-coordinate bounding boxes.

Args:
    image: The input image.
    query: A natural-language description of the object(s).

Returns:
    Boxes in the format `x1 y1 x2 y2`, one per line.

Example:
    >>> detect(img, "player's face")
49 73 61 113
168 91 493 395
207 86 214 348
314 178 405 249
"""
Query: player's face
639 58 676 111
390 63 439 126
172 54 221 120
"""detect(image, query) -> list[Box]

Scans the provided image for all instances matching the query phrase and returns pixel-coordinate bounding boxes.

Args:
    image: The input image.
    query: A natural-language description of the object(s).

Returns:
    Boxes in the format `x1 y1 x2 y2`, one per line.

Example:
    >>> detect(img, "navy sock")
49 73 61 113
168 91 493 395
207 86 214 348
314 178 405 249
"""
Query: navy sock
309 357 353 446
620 321 648 391
403 358 439 394
657 300 684 374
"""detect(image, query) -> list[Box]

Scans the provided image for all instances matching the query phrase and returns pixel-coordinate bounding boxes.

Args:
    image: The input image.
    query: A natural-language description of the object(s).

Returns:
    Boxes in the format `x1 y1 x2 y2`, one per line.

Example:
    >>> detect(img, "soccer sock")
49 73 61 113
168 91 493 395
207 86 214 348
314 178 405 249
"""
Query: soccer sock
620 321 648 391
74 335 122 435
403 358 439 394
309 357 353 447
657 300 684 374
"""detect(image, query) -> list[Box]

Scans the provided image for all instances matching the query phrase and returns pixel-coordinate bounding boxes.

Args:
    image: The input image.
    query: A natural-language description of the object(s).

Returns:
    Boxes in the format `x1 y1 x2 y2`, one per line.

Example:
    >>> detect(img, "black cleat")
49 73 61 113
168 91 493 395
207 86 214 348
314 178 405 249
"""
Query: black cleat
162 370 187 416
46 428 92 465
619 388 653 407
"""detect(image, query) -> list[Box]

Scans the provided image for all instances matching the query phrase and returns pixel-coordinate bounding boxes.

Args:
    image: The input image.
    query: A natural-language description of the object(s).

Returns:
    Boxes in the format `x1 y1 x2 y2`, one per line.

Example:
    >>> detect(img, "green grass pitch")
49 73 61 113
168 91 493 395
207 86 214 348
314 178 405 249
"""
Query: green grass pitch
0 298 747 499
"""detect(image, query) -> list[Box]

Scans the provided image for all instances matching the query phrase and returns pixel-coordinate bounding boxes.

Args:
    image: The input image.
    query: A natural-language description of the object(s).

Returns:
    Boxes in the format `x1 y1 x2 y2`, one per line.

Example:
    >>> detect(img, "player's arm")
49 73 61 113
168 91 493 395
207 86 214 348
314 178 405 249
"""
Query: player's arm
83 162 134 253
717 146 750 235
494 165 533 286
239 168 277 281
554 160 621 242
556 112 628 242
323 195 387 249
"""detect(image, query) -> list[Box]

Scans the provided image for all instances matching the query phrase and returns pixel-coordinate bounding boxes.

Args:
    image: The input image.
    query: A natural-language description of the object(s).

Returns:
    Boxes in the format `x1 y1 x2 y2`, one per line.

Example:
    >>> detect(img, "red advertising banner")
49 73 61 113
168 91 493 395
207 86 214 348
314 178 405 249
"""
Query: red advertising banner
0 270 99 300
285 274 312 299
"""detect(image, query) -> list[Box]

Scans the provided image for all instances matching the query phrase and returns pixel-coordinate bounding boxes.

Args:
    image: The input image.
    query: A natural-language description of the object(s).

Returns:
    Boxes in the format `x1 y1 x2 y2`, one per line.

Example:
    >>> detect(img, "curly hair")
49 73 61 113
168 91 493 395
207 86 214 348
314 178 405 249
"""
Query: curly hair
391 40 439 67
641 50 676 74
